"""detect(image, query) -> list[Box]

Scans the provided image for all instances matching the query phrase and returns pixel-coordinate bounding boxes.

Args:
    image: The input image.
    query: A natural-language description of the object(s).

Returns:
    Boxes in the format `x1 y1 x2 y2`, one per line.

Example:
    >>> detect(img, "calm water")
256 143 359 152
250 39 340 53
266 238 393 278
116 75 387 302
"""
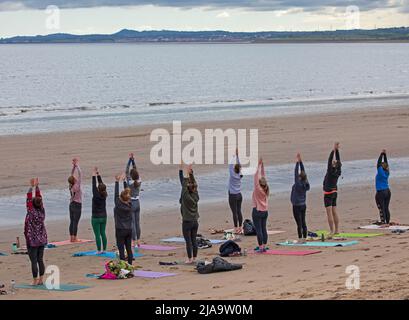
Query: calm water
1 43 409 135
1 157 409 227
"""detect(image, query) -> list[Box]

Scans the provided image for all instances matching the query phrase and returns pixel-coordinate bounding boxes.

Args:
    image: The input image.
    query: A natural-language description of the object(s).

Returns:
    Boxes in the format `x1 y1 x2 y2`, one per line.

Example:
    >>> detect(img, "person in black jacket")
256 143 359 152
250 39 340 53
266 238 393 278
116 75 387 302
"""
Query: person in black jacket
323 142 342 235
290 153 310 242
91 167 108 254
179 162 200 264
114 173 133 265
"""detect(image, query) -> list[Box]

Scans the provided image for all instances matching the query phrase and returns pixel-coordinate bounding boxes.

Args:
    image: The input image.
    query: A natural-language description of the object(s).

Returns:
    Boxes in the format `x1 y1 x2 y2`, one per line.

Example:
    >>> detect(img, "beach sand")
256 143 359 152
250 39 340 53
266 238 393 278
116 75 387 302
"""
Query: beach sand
1 106 409 300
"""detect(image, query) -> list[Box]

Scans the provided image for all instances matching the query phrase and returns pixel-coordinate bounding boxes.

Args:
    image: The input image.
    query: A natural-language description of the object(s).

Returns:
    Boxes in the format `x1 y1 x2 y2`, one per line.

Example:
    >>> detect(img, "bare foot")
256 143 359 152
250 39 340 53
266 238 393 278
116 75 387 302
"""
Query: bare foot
137 240 141 248
32 279 39 286
185 259 194 264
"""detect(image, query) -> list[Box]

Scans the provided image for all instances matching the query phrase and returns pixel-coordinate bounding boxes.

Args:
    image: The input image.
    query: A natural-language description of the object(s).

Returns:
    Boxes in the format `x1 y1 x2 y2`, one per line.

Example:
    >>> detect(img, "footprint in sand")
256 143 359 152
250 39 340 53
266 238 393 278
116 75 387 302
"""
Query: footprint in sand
303 270 311 273
374 255 382 258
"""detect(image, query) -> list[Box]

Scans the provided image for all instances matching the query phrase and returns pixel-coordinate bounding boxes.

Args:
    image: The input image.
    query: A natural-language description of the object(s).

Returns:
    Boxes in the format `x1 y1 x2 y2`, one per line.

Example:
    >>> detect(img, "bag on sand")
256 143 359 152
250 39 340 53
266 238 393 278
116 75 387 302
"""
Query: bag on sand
219 240 241 257
243 219 257 236
196 257 243 274
197 237 212 249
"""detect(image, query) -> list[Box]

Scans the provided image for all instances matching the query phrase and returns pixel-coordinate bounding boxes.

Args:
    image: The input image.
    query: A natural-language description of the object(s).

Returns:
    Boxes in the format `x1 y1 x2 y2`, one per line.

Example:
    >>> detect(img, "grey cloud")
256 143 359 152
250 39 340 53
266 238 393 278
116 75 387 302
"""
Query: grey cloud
0 0 406 12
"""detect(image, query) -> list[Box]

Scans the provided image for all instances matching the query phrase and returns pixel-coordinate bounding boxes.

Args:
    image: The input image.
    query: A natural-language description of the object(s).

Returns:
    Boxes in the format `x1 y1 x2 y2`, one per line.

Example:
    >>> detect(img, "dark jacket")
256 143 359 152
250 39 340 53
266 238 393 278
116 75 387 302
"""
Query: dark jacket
179 170 199 222
113 181 132 230
323 150 342 192
92 175 107 218
291 162 310 206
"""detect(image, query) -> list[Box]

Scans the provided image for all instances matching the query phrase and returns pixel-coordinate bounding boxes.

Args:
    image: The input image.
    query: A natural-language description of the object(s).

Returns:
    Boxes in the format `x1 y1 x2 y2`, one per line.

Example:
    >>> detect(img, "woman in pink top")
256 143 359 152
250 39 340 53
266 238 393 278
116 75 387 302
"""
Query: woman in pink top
68 157 82 242
252 158 270 253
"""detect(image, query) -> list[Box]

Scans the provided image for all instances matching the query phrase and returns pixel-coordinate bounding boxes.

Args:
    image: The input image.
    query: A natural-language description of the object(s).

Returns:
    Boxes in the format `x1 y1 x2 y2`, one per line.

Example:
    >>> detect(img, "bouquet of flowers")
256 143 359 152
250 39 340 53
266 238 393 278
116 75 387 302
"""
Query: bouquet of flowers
101 260 136 280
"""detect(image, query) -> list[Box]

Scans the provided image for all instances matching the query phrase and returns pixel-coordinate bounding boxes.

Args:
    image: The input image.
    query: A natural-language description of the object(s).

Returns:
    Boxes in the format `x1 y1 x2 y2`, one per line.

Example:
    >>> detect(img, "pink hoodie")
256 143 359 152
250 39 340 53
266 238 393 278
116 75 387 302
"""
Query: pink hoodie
70 165 82 204
252 162 268 212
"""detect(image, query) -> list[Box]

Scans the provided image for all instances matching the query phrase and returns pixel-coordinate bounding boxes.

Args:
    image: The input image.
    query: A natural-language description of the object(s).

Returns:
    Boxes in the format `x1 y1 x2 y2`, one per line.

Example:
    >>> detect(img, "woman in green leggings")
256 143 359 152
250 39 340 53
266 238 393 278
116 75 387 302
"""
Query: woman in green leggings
92 167 108 253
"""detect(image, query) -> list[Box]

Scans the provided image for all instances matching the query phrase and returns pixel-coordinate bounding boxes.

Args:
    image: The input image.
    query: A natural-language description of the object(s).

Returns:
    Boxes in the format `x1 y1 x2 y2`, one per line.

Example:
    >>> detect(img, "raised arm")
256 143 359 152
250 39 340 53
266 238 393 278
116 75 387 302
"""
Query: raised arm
114 181 119 206
179 169 184 186
327 150 335 171
26 187 33 212
294 162 300 183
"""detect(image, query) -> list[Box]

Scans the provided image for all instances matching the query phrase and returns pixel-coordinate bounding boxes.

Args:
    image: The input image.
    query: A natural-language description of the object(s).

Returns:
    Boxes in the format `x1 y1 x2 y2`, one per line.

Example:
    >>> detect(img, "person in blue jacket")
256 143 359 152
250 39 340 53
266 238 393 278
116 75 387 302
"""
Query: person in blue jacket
291 153 310 243
375 149 391 224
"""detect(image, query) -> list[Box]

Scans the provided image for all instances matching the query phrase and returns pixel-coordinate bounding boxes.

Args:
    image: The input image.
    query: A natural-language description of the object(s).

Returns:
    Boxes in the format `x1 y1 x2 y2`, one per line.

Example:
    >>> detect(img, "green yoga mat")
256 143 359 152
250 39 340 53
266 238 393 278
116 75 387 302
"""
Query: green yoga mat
315 230 383 238
15 284 91 291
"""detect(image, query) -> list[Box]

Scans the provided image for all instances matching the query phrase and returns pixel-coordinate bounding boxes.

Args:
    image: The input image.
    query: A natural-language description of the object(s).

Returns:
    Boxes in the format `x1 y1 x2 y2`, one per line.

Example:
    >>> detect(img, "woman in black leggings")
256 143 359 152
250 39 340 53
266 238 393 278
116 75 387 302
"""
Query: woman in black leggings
24 178 48 286
179 163 200 264
290 153 310 242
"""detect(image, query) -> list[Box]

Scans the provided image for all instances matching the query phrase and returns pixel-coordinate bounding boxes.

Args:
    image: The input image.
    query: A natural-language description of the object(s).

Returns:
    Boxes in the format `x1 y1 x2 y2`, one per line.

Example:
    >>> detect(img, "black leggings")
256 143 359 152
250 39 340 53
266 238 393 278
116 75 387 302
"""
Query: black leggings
376 189 391 224
292 205 307 239
228 193 243 228
69 202 82 236
116 228 133 265
182 221 199 259
27 246 45 278
252 208 268 246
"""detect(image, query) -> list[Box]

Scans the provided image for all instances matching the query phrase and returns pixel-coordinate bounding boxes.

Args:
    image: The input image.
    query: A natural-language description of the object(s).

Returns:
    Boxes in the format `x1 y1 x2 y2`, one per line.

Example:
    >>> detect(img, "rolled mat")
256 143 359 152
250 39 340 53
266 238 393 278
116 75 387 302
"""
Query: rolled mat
14 284 90 291
139 244 181 251
161 237 226 244
315 230 383 238
359 225 409 231
251 250 321 256
72 251 144 258
277 241 358 247
133 271 178 278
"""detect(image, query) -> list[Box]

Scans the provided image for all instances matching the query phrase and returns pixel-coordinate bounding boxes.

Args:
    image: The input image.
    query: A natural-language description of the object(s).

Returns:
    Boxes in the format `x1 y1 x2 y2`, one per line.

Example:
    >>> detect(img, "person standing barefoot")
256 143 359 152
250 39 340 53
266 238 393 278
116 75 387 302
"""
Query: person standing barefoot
376 149 391 224
68 158 82 242
252 158 270 253
228 148 243 234
323 142 342 236
179 163 200 264
24 178 47 286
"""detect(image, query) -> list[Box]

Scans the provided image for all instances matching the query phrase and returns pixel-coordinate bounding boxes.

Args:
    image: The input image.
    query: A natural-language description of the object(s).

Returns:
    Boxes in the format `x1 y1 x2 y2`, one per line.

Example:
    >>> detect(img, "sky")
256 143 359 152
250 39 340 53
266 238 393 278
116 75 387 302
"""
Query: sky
0 0 408 37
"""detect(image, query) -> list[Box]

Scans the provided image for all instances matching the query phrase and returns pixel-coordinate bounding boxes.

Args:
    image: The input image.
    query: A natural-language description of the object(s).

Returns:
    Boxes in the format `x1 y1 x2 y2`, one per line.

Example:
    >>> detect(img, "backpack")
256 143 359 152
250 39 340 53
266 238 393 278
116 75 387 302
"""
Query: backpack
196 237 212 249
196 257 243 274
219 240 241 257
243 219 257 236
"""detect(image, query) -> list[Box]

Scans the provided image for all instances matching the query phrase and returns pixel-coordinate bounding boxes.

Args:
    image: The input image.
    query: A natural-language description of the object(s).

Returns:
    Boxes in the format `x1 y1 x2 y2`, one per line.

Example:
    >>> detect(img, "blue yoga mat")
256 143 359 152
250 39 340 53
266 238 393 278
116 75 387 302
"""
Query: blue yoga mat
15 284 90 291
161 237 226 244
73 251 144 258
277 241 359 247
0 252 7 256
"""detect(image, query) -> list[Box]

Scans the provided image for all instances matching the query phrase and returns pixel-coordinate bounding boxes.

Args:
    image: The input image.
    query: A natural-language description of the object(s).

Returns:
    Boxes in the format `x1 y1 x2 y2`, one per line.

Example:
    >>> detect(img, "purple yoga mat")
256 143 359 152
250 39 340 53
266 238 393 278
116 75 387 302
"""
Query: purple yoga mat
139 244 180 251
133 271 178 278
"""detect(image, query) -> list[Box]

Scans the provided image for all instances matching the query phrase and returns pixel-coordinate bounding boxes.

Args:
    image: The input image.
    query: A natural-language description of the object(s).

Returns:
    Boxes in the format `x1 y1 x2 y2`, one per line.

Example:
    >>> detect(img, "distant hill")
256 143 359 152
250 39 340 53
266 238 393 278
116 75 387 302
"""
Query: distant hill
1 27 409 44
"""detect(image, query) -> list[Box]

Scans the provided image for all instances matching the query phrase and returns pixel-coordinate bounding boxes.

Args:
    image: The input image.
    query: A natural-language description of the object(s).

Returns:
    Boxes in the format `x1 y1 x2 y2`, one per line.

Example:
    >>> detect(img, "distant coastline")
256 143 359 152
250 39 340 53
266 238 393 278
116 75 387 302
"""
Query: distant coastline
1 27 409 44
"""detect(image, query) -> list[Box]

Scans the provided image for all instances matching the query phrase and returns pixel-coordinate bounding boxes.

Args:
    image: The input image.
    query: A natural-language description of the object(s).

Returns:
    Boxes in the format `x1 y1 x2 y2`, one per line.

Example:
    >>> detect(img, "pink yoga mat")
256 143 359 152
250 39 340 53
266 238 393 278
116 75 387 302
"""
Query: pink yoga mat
252 250 321 256
49 239 93 246
139 244 180 251
133 271 178 278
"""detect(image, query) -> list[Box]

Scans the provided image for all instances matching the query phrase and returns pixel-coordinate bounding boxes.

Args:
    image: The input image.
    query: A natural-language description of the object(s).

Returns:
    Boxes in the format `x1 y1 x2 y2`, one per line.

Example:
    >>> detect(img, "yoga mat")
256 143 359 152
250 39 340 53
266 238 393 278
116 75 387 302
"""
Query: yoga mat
0 252 7 256
15 284 90 291
139 244 181 251
161 237 226 244
315 230 383 238
251 250 321 256
359 225 409 231
267 231 286 235
133 271 178 279
277 241 359 247
73 251 144 258
48 239 93 247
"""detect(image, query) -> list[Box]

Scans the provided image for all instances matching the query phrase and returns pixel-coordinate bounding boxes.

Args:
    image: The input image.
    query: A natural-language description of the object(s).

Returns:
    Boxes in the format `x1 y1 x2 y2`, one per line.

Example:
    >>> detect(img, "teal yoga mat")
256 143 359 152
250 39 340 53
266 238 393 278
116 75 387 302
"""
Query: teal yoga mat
0 252 7 256
277 241 359 247
15 284 90 291
161 237 226 244
73 251 144 258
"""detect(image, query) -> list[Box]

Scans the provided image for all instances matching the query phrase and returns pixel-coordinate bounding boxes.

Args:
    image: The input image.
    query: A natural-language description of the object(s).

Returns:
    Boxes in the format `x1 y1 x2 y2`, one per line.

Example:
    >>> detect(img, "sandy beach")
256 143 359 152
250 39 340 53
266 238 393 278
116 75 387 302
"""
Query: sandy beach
1 106 409 300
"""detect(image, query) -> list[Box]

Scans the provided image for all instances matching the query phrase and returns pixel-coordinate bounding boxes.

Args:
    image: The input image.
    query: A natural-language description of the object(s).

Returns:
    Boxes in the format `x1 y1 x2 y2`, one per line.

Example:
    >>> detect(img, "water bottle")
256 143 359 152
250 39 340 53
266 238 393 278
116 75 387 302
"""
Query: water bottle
10 280 16 295
11 243 17 253
243 248 247 256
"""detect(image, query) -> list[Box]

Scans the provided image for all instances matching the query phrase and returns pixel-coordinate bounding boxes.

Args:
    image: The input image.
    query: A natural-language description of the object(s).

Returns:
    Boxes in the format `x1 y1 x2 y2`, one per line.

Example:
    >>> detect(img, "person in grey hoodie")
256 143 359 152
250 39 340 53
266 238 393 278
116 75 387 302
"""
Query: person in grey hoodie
114 174 133 265
290 153 310 242
179 163 200 264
